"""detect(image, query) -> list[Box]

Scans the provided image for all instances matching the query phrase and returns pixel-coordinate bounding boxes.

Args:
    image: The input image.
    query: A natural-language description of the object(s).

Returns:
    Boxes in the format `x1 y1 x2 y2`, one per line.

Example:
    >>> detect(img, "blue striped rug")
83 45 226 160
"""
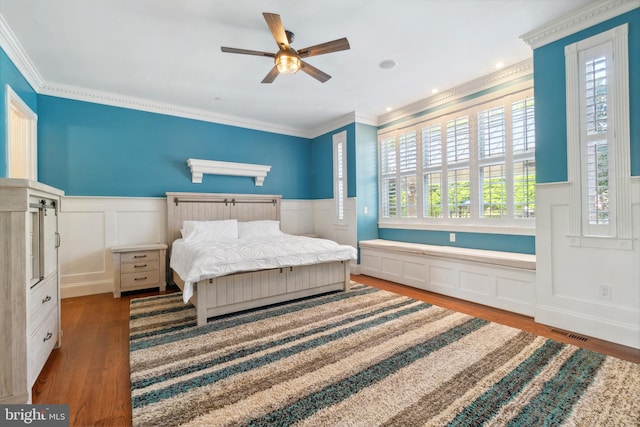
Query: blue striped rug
129 284 639 426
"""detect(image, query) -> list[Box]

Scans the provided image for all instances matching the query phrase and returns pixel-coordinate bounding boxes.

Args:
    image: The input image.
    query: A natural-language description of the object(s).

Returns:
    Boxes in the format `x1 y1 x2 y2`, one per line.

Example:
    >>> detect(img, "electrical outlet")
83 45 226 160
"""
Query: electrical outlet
449 233 456 242
599 285 612 300
363 206 368 214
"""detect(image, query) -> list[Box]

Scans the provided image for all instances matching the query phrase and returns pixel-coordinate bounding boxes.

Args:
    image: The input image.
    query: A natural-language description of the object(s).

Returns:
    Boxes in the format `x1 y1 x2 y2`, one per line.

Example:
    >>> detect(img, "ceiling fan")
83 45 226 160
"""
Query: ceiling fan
221 12 350 83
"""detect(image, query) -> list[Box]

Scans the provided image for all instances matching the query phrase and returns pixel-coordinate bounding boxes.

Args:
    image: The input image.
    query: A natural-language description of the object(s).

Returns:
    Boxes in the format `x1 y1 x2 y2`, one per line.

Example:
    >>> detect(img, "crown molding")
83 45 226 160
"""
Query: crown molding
0 14 43 90
520 0 640 49
0 13 316 139
38 81 316 138
308 111 378 139
377 59 533 127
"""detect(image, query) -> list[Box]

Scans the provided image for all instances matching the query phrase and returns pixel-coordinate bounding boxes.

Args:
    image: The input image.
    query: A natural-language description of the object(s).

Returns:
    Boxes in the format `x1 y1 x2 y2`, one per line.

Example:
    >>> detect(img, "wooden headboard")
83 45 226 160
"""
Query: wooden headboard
165 192 282 248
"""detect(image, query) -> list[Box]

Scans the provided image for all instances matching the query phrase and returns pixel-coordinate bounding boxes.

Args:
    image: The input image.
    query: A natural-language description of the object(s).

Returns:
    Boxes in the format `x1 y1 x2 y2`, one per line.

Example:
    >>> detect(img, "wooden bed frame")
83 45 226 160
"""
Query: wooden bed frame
166 192 351 326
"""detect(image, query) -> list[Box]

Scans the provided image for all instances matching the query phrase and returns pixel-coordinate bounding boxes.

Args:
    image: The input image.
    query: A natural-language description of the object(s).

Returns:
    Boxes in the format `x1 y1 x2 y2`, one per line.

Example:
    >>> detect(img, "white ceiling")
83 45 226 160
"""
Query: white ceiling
0 0 599 136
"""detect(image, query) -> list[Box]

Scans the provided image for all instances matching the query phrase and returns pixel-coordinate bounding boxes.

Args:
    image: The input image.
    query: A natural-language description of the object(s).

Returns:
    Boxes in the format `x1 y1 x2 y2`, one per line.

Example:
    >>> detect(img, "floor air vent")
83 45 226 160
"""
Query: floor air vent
550 328 589 342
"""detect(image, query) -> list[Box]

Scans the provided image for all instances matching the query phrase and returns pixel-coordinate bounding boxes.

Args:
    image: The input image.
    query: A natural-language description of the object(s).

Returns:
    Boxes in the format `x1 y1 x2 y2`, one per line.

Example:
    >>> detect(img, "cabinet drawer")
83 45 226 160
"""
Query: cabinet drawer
121 270 160 289
121 259 159 274
121 251 159 263
29 274 58 332
28 308 59 385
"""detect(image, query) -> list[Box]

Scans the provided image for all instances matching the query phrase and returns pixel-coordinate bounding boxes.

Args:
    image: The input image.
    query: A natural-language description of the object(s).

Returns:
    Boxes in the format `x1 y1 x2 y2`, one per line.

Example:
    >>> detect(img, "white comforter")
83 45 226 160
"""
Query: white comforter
170 235 357 303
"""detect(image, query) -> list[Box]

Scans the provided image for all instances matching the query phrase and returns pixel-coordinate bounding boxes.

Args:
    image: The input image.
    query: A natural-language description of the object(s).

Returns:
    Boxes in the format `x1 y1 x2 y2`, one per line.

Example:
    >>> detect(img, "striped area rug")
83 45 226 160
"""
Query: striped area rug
129 284 639 426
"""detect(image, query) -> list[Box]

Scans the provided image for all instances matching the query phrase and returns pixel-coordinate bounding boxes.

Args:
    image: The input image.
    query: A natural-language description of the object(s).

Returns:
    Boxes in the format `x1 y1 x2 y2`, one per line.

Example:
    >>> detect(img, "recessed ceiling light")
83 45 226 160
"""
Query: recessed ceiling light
495 62 504 69
431 88 439 94
379 59 398 70
386 107 393 112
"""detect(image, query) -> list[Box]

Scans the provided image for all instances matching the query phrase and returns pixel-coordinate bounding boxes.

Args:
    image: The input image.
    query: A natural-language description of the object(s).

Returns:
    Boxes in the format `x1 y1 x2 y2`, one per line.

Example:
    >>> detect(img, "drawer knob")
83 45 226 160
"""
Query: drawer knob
42 295 52 304
43 332 53 342
134 264 148 268
134 277 148 281
134 255 147 259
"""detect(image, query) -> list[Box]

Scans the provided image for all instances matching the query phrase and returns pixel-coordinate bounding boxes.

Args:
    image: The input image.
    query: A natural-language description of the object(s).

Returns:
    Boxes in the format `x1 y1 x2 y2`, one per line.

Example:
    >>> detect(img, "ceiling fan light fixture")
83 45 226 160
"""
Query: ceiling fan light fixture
275 51 301 74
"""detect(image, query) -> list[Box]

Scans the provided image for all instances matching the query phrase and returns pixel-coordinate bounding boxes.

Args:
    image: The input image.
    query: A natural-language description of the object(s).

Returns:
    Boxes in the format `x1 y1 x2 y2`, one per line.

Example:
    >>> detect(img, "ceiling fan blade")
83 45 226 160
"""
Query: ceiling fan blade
297 38 350 58
221 47 275 58
261 66 280 84
262 12 289 49
300 61 331 83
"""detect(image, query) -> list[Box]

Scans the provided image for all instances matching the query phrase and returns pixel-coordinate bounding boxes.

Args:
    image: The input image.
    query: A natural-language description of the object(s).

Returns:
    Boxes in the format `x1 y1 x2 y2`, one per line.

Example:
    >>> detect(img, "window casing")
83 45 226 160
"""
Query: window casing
379 86 535 230
565 23 632 248
6 85 38 180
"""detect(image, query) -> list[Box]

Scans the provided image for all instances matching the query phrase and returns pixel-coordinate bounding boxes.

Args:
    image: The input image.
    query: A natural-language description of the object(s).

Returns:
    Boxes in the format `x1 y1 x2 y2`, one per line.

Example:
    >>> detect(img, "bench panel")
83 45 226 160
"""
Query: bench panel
359 240 536 316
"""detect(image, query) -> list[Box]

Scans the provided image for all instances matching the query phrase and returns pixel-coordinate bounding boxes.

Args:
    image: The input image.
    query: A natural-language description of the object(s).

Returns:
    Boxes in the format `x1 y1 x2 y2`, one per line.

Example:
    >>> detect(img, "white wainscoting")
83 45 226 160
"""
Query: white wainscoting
312 197 357 248
360 246 536 316
58 196 326 298
58 197 167 298
535 179 640 349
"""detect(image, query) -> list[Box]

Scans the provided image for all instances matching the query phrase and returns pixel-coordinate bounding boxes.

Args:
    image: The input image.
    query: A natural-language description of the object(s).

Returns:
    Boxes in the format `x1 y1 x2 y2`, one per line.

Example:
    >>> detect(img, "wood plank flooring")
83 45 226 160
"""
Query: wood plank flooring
33 275 639 427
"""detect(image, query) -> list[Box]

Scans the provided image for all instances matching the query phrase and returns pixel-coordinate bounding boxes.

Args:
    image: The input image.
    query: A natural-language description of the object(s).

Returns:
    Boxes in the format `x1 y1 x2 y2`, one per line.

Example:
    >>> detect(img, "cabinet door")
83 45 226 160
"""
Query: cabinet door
41 205 58 278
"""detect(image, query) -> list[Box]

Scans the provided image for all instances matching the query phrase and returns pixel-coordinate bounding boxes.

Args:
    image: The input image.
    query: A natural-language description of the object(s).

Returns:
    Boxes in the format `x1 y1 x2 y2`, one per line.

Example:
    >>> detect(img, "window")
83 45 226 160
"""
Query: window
422 124 442 218
398 131 417 217
379 87 535 230
565 24 631 245
6 85 37 180
512 98 536 219
380 136 397 217
583 54 610 228
333 131 347 222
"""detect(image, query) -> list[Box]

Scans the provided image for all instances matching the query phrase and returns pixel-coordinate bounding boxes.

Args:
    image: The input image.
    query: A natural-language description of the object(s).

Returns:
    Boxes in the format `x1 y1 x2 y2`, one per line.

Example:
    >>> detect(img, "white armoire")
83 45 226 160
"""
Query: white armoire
0 178 63 403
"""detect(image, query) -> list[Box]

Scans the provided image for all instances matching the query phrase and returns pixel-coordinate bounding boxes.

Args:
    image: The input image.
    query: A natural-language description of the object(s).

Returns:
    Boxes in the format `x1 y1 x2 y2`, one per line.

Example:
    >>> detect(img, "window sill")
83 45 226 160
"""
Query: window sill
378 221 535 236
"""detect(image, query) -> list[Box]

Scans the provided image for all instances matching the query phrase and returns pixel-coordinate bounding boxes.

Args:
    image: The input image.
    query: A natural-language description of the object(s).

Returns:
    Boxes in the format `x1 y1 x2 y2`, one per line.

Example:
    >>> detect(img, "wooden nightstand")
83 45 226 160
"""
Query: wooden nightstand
111 243 167 298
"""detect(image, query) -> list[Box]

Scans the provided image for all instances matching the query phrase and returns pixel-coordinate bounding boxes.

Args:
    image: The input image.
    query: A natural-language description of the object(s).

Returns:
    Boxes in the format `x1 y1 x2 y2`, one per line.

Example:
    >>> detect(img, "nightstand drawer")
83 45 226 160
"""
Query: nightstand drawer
121 250 159 264
121 270 160 289
121 260 159 274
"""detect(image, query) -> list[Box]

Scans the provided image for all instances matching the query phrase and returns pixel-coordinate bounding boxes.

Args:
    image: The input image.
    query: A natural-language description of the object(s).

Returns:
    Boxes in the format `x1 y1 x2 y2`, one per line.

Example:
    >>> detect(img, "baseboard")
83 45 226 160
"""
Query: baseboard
536 305 640 350
61 279 113 299
350 264 361 275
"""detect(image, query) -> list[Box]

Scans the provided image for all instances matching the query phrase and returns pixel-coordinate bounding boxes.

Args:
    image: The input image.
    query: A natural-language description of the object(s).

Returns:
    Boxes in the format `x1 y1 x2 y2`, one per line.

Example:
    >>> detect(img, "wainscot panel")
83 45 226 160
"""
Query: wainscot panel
58 196 316 298
535 179 640 349
359 242 536 316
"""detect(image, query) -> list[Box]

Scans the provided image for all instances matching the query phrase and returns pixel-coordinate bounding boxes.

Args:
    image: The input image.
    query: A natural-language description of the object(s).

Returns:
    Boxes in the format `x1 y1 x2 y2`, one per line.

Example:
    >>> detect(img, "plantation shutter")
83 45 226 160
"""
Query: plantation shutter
512 97 536 219
446 116 470 218
478 107 506 218
583 54 609 226
380 136 397 218
399 131 417 217
422 124 443 218
446 116 470 163
333 132 346 222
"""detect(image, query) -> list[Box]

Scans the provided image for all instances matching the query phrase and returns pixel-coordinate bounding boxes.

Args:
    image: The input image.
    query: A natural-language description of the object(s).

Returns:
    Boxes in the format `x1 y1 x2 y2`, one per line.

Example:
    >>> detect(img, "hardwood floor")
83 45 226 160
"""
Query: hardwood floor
33 275 639 427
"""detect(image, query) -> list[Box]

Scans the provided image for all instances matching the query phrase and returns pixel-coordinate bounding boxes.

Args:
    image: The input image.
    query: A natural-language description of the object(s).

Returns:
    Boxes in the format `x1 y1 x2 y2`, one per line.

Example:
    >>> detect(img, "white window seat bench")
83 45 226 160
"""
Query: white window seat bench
359 239 536 316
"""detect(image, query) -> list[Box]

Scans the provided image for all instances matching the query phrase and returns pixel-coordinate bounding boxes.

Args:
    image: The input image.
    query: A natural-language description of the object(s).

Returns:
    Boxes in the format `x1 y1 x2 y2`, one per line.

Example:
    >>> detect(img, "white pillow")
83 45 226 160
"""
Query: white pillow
182 219 238 242
238 220 283 239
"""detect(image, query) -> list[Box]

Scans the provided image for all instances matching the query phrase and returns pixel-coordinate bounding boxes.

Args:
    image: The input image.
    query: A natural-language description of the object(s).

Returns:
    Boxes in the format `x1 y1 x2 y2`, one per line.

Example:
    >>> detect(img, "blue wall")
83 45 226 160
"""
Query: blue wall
0 48 38 177
37 95 313 198
379 228 535 254
535 8 640 182
355 122 379 245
